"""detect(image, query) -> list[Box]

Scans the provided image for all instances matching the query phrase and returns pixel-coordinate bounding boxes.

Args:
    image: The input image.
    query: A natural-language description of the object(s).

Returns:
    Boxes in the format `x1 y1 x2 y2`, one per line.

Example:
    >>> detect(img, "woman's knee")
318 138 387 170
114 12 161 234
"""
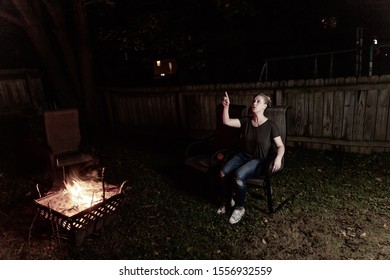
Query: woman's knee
235 178 246 188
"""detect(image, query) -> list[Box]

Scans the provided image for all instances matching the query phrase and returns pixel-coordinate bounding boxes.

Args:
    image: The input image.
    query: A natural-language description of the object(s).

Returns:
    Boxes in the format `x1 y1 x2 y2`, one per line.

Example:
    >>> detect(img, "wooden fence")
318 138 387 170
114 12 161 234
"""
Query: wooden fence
280 76 390 153
0 69 389 154
0 69 46 115
103 84 269 138
104 75 390 153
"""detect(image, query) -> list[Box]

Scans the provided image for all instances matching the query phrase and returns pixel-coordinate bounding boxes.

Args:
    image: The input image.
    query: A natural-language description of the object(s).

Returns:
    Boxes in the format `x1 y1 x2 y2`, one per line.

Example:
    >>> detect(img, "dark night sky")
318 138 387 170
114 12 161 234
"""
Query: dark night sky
88 0 390 84
118 0 389 52
0 0 389 84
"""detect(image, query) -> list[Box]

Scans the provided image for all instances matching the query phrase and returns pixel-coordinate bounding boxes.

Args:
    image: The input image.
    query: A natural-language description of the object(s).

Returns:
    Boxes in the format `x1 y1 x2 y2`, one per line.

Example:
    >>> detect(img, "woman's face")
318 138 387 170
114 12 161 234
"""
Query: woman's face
252 95 267 113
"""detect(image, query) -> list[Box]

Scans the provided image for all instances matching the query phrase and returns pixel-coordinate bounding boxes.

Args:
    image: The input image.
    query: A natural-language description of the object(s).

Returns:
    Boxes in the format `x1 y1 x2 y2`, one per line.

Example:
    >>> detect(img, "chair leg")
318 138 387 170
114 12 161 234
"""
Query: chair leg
264 177 273 214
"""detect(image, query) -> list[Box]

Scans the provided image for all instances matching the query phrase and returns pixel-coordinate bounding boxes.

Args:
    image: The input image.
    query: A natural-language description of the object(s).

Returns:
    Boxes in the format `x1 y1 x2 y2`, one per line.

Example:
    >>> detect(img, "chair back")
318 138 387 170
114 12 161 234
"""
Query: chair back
264 106 289 174
44 108 82 156
247 105 288 144
213 104 246 150
264 106 289 145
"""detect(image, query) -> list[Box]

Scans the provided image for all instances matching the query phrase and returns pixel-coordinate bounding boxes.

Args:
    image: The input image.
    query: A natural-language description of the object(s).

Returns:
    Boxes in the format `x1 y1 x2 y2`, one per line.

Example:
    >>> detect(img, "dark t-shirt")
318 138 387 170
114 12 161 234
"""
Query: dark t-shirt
239 117 281 160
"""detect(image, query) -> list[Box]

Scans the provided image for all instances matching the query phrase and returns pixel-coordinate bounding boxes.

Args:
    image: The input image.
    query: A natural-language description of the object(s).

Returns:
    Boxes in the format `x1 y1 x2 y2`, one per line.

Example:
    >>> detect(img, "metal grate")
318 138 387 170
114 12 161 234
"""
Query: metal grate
34 186 124 245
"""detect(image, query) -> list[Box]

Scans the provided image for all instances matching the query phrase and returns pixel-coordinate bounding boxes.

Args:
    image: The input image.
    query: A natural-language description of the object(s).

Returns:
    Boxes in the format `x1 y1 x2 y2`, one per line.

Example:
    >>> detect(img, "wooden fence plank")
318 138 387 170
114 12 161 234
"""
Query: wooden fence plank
342 90 355 141
323 91 334 138
352 90 366 142
306 91 314 148
374 88 389 141
360 89 377 153
313 91 324 150
0 83 6 108
199 93 207 130
206 93 215 130
294 91 305 136
333 90 344 139
284 90 296 137
363 89 378 142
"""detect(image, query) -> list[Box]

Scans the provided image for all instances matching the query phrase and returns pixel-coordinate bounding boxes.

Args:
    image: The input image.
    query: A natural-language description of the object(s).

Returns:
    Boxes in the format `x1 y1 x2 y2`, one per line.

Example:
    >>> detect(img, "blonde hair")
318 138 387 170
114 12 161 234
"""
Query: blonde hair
256 93 272 108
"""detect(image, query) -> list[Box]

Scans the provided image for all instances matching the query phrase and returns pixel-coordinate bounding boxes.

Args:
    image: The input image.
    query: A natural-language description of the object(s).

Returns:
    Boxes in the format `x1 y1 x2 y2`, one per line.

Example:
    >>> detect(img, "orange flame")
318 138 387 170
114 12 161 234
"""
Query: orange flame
63 178 104 210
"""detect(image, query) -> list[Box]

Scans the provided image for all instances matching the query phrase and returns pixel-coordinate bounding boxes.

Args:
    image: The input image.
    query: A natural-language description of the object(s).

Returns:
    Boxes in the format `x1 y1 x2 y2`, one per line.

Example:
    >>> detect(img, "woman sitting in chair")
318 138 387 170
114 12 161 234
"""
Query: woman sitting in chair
217 91 285 224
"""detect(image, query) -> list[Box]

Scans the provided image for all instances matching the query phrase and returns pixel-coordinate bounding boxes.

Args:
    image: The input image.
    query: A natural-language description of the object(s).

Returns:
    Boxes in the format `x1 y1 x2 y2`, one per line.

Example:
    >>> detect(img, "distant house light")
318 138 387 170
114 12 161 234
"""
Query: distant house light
153 58 177 78
321 17 337 30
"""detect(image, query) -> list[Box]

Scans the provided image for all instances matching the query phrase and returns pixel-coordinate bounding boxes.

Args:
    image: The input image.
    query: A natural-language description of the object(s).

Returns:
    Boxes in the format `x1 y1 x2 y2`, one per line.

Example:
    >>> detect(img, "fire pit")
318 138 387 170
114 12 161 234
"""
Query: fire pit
33 167 126 245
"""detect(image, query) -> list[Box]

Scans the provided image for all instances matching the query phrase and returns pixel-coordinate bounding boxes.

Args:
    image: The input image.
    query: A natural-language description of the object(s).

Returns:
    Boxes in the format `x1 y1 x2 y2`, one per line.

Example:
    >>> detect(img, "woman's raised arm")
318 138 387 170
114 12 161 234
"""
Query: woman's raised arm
222 92 241 128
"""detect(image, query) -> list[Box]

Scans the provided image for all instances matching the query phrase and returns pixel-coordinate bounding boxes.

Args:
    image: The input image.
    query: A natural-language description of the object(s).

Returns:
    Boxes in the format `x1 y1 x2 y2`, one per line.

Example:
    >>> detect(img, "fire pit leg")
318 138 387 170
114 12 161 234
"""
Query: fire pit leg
28 212 39 245
74 229 87 246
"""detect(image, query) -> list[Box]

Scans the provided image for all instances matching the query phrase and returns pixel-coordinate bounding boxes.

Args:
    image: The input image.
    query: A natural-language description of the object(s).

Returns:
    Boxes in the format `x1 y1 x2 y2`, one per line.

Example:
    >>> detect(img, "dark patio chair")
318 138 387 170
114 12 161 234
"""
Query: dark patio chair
44 108 96 188
184 104 246 183
246 105 290 214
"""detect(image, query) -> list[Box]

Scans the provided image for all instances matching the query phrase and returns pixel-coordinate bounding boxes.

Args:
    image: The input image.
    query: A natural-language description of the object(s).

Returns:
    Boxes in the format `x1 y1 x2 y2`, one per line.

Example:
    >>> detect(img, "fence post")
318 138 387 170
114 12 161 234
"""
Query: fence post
368 42 374 76
259 60 268 82
356 27 363 77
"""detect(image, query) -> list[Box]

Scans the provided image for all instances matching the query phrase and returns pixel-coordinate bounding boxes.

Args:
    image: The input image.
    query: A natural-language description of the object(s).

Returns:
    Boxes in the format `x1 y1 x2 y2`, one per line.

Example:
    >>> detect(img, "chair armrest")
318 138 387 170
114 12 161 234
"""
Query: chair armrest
222 148 238 163
265 155 285 177
208 146 239 167
184 136 214 159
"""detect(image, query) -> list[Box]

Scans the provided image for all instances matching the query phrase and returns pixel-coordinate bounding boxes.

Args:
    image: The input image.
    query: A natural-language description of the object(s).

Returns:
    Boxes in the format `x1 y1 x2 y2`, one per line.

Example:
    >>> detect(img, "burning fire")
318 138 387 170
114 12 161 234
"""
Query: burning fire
64 179 104 210
35 167 125 218
60 166 109 211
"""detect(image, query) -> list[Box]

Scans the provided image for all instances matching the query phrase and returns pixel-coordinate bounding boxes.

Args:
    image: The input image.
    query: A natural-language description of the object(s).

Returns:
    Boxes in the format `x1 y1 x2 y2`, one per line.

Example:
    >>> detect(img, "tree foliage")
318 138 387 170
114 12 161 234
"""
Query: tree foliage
86 0 264 84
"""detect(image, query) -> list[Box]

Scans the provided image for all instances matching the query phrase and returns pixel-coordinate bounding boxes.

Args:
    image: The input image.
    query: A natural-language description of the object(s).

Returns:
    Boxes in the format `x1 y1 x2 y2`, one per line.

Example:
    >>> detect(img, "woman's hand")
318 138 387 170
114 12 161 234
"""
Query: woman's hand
222 91 230 107
272 157 282 173
272 136 285 173
221 91 241 128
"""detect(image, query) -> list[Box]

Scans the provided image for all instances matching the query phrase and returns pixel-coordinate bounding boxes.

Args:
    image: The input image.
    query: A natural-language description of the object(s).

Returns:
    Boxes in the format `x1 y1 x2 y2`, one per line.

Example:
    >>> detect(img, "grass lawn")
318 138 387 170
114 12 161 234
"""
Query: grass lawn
0 134 389 259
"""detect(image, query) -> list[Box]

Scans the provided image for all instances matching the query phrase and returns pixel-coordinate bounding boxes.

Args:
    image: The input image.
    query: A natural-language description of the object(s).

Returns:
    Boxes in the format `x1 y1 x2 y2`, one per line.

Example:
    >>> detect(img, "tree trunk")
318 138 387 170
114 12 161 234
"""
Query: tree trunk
73 0 99 128
9 1 81 108
1 0 98 128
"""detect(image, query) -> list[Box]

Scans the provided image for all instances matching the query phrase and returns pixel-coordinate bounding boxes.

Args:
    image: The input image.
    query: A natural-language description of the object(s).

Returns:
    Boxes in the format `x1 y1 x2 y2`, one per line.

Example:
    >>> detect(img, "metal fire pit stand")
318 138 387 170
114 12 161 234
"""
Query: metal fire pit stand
32 189 124 246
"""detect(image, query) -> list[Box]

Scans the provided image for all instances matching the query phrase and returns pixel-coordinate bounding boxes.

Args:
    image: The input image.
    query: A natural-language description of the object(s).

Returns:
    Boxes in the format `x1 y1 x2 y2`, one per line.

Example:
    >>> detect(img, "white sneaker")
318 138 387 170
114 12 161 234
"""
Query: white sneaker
229 208 245 224
217 205 226 214
230 198 235 207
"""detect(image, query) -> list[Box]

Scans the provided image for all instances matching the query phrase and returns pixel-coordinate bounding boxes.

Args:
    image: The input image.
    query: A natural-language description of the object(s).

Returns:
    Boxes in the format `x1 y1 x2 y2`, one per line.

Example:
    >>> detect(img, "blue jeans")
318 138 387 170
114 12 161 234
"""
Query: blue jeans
220 152 263 207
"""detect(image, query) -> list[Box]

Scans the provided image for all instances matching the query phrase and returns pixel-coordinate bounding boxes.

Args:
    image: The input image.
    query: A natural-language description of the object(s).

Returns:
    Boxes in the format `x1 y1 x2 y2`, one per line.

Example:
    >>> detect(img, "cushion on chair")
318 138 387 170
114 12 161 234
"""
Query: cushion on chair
184 154 210 174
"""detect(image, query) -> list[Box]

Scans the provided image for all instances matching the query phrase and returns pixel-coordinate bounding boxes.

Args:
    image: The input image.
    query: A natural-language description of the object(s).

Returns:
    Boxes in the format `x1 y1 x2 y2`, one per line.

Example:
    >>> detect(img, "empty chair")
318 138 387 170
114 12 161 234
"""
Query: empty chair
43 108 96 188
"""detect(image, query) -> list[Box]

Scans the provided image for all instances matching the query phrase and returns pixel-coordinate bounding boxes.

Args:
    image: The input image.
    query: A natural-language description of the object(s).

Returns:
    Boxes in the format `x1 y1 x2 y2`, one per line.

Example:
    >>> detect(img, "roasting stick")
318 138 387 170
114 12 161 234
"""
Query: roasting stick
101 167 105 201
119 180 127 193
91 191 95 207
36 184 42 198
